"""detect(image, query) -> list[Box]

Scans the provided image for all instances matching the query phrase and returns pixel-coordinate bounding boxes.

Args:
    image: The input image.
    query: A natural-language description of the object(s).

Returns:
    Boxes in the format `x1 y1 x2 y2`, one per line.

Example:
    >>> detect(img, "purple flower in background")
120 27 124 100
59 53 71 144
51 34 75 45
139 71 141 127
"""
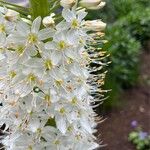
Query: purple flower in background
139 131 148 140
131 120 138 128
6 0 28 6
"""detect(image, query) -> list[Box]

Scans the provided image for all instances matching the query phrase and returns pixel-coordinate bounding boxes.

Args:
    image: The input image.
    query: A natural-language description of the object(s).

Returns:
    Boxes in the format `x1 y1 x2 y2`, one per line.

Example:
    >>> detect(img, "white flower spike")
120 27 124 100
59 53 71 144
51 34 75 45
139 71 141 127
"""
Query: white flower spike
0 1 107 149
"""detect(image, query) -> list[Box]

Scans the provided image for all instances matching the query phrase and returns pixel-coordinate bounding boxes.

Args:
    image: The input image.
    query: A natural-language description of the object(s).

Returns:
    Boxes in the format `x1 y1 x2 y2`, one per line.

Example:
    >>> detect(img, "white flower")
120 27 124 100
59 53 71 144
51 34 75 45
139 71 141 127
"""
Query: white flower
7 17 54 47
0 5 106 150
0 12 15 35
56 8 87 31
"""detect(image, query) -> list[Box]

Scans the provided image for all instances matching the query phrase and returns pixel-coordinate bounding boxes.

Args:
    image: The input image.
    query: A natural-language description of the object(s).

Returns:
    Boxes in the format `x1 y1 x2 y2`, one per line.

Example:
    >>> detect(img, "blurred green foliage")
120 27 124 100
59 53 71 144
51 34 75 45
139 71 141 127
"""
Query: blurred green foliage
101 26 141 111
119 8 150 44
87 0 150 111
104 25 141 88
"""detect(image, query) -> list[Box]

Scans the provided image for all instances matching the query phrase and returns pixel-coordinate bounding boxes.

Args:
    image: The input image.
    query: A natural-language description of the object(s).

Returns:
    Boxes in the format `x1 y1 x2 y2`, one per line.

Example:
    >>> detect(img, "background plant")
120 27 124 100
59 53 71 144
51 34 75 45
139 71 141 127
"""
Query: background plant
129 121 150 150
87 0 150 111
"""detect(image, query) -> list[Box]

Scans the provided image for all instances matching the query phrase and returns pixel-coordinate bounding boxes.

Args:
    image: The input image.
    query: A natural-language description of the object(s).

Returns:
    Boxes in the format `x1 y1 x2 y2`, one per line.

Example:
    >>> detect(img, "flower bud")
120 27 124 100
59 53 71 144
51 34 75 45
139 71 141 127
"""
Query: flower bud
80 0 101 8
5 9 20 22
60 0 76 8
87 1 106 10
43 13 55 28
84 20 106 31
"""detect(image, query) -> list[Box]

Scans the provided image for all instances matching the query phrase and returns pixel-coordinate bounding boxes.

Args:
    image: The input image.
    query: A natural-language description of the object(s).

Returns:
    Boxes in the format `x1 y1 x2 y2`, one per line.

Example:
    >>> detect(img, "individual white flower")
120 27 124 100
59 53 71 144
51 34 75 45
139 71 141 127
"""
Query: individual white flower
7 17 54 47
45 30 80 65
0 12 15 35
56 8 87 31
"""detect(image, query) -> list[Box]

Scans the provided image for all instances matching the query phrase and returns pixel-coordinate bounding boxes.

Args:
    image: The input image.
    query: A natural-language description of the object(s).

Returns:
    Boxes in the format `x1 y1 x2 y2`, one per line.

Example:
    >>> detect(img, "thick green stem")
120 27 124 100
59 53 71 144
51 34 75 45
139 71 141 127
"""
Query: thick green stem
29 0 49 20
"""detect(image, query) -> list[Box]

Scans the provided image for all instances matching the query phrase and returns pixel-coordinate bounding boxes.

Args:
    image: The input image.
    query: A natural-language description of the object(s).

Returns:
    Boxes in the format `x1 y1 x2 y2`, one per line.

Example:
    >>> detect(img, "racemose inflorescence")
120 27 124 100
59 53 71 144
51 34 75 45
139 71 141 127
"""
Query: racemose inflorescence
0 0 107 149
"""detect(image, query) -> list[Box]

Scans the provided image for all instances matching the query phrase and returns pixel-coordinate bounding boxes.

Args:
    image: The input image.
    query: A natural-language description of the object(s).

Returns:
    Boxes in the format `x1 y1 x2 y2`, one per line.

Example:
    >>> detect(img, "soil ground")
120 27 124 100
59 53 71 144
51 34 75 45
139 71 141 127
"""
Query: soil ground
97 49 150 150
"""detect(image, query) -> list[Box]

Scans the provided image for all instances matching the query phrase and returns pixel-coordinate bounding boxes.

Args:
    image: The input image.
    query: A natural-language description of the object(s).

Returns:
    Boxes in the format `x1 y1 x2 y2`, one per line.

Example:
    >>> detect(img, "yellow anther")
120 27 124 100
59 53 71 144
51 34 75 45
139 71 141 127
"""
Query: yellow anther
0 24 5 32
55 80 63 87
9 71 16 78
58 41 67 50
44 94 51 106
28 33 38 44
71 19 79 28
71 97 77 105
27 73 36 83
44 59 53 70
59 107 65 114
54 140 60 145
16 45 25 55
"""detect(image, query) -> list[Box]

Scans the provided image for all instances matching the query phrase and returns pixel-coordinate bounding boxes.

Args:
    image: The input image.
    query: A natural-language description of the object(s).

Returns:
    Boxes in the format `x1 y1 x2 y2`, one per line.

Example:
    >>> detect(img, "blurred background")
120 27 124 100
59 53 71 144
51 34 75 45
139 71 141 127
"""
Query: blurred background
4 0 150 149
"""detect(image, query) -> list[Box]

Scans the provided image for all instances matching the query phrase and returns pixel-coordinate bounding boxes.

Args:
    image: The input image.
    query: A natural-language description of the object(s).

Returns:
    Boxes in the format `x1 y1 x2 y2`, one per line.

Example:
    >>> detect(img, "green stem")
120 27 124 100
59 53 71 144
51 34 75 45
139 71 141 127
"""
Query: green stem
29 0 49 20
0 0 28 11
49 3 60 14
0 1 29 15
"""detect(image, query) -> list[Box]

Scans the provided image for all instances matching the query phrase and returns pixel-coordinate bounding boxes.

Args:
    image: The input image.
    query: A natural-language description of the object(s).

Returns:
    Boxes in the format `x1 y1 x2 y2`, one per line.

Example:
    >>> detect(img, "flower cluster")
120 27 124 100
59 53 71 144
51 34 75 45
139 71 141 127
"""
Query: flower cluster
0 1 106 150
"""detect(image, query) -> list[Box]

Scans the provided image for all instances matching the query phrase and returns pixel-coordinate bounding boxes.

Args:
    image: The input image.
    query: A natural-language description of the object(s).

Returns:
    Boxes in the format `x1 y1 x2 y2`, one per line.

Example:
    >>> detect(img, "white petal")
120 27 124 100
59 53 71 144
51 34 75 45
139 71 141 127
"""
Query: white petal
56 116 67 134
45 42 57 50
31 16 41 33
38 28 54 40
62 9 75 22
16 21 30 35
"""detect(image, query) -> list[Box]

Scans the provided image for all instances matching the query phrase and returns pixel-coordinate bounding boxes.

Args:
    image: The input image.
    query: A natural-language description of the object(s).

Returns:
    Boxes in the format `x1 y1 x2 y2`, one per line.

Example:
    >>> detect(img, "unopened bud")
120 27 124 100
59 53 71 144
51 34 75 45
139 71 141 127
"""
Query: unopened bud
5 9 20 22
60 0 76 8
43 13 55 28
87 1 106 10
80 0 101 7
84 20 106 31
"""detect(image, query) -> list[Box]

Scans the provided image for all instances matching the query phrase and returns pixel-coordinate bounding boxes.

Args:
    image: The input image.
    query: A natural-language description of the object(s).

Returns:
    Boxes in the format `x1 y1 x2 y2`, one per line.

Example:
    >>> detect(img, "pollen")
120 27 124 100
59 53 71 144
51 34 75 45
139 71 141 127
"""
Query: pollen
67 57 73 64
9 71 17 78
58 40 67 50
28 33 38 44
71 97 77 105
27 73 36 83
71 19 79 28
37 128 42 134
16 45 25 55
55 79 63 87
44 59 53 70
54 140 60 145
59 107 65 114
0 24 5 32
44 94 51 106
